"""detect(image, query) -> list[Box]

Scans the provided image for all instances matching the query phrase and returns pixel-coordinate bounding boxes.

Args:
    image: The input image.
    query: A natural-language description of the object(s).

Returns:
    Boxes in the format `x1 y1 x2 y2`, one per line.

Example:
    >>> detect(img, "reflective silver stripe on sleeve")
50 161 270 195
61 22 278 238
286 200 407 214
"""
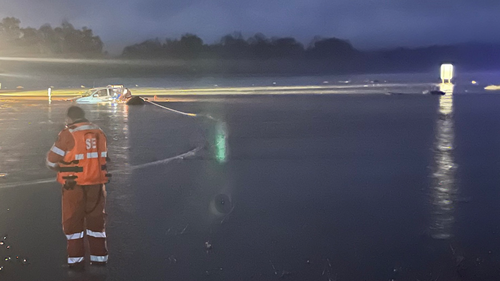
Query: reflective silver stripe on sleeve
69 124 99 133
66 231 84 240
90 255 108 262
46 160 58 168
75 154 84 160
50 145 65 156
68 257 84 264
87 152 98 159
86 229 106 238
101 151 107 158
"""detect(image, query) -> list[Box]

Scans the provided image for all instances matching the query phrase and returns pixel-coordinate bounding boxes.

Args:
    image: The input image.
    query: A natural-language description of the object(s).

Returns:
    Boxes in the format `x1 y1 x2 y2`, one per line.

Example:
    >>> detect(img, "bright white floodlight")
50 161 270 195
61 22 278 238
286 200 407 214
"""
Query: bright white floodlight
440 64 454 83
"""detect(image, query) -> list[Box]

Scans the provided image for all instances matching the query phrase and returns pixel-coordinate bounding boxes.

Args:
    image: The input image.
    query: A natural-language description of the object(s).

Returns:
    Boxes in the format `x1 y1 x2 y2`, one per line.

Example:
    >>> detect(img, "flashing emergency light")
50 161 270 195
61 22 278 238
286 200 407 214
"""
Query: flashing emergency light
440 64 454 83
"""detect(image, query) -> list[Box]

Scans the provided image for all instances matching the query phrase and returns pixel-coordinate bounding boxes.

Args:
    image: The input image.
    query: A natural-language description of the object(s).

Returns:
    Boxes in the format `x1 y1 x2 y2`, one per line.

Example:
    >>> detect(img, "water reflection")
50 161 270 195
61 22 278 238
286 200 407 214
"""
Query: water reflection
84 103 130 169
0 100 58 184
214 121 229 164
81 103 133 210
430 83 456 239
209 120 233 222
47 102 52 123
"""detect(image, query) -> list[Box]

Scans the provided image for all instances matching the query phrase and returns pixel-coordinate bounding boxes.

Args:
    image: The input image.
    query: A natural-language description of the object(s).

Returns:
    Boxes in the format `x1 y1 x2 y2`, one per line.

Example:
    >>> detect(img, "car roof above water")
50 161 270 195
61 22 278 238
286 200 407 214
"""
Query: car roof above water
90 85 124 91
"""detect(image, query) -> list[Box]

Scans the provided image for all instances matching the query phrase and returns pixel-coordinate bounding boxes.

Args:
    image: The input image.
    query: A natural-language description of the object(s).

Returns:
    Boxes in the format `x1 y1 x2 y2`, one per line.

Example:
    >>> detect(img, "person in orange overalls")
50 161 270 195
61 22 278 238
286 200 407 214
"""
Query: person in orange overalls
46 106 110 270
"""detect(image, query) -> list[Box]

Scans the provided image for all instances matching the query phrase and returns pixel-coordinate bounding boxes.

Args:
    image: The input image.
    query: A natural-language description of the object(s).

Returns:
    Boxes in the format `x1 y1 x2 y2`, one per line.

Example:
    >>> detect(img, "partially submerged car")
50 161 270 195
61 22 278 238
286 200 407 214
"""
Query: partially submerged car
75 85 131 104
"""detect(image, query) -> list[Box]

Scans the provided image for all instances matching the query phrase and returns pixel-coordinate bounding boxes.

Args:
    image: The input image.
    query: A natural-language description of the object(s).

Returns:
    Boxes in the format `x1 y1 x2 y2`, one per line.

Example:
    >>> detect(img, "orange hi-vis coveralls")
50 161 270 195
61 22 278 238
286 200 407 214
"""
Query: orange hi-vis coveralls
46 120 110 265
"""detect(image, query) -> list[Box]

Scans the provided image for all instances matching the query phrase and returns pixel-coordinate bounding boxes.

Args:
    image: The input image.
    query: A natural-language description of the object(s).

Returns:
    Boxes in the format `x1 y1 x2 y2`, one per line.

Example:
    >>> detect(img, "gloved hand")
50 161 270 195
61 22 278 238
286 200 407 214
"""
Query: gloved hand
63 181 76 190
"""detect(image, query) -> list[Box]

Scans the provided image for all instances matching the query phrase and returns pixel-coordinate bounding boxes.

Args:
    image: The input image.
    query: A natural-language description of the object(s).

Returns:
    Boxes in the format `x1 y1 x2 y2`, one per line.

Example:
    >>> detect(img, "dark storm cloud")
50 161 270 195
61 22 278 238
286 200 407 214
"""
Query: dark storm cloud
1 0 499 53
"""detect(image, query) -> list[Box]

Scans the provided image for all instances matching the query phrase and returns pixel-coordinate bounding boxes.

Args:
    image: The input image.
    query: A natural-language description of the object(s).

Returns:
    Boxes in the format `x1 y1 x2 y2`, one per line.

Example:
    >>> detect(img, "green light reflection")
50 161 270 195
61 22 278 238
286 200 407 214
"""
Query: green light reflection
215 121 228 163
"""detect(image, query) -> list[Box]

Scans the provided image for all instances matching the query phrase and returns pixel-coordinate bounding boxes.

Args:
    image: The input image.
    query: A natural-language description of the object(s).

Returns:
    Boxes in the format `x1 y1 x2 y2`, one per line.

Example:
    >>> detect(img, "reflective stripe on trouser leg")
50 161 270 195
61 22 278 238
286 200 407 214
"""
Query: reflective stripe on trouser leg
87 235 108 260
85 184 108 260
66 233 85 263
87 229 108 261
90 255 108 262
66 231 84 240
66 233 84 264
68 257 84 264
87 229 106 238
62 185 86 264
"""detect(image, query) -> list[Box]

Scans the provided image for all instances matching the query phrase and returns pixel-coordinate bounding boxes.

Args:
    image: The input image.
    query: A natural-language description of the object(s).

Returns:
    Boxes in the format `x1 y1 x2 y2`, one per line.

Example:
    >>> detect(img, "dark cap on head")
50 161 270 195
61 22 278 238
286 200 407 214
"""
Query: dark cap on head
67 106 85 121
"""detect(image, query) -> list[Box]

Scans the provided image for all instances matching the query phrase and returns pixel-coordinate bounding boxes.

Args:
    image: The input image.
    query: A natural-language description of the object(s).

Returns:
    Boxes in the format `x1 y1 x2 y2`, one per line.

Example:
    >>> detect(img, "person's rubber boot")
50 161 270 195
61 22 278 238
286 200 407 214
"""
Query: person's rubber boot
66 261 85 271
90 261 107 266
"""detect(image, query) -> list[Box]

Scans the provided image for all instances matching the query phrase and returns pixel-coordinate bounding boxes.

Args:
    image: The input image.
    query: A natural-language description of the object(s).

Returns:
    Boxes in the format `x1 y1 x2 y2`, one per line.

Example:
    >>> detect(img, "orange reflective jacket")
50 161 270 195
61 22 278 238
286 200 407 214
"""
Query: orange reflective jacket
57 122 110 185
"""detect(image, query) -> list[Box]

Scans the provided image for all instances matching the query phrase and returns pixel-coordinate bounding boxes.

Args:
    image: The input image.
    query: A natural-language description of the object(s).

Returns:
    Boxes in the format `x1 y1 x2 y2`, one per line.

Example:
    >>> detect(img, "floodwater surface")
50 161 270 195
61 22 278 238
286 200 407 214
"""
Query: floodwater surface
0 92 500 280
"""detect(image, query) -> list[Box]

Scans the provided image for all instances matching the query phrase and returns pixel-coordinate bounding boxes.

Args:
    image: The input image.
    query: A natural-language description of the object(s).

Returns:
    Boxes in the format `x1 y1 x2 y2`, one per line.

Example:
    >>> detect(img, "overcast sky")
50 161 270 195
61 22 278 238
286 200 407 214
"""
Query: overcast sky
1 0 499 54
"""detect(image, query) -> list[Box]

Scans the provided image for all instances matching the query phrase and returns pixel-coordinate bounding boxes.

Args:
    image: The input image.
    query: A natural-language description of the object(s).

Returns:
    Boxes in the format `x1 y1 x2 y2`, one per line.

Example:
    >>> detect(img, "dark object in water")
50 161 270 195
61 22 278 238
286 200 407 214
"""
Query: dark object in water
126 96 145 105
423 90 446 95
430 90 446 95
214 194 232 214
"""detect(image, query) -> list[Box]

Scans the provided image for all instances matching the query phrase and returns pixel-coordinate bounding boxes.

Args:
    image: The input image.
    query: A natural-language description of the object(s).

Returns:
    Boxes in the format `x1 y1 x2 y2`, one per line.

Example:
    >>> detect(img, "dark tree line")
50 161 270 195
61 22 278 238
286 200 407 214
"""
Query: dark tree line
2 16 500 73
0 17 103 56
121 32 500 73
121 32 359 62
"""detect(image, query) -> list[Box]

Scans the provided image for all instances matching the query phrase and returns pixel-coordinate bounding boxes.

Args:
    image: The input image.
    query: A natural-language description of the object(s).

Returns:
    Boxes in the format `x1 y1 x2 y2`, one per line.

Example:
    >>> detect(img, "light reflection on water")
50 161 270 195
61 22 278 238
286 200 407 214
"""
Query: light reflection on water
0 101 132 187
209 119 234 222
84 103 130 171
80 103 136 223
0 100 134 278
430 83 457 239
0 100 56 183
215 121 229 164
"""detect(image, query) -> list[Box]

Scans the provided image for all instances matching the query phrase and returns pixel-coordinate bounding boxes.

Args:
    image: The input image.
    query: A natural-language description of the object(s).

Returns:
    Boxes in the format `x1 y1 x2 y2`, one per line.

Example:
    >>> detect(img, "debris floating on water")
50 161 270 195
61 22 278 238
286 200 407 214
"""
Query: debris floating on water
168 255 177 264
126 96 145 105
270 260 277 275
280 270 291 278
205 241 212 250
180 225 188 235
423 89 445 95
